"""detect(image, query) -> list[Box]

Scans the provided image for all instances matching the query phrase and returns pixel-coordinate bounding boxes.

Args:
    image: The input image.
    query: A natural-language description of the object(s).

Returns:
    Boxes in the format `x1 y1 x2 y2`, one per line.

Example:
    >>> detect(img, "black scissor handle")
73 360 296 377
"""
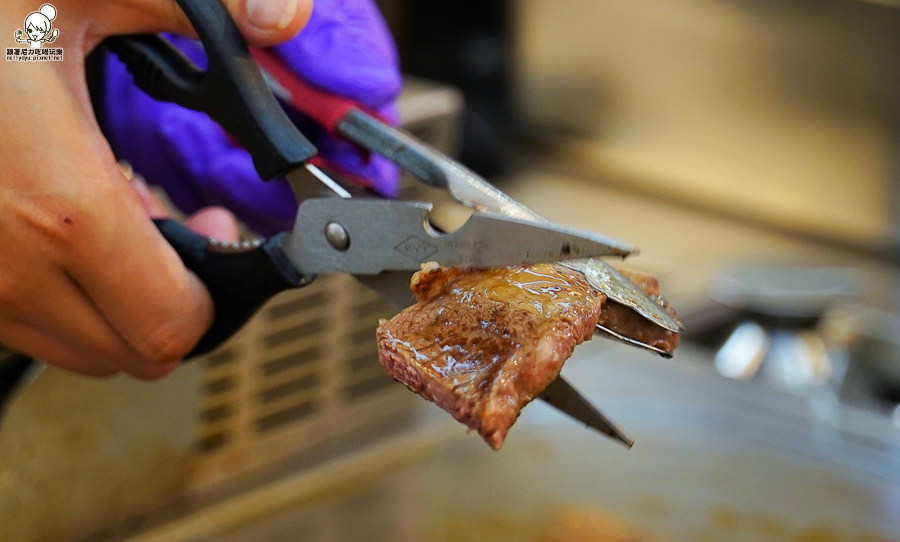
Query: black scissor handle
104 0 317 179
154 219 314 357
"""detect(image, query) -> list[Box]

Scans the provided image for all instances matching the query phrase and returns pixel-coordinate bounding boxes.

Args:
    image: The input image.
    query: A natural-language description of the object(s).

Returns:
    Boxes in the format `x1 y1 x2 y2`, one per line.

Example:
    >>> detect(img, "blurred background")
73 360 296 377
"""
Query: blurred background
384 0 900 412
3 0 900 540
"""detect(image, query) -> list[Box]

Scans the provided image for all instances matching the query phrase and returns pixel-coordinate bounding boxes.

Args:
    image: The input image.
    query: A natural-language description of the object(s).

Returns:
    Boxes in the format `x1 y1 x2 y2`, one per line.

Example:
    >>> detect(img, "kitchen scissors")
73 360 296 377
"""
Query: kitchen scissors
101 0 678 447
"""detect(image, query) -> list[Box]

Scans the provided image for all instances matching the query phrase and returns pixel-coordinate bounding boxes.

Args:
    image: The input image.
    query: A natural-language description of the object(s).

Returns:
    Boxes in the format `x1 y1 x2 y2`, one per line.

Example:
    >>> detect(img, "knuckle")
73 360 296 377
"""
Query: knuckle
128 361 180 382
133 318 201 366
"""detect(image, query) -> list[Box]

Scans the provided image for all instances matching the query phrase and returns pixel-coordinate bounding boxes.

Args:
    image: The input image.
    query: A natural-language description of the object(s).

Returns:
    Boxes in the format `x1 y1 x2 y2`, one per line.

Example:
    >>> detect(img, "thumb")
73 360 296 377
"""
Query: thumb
90 0 312 47
223 0 312 45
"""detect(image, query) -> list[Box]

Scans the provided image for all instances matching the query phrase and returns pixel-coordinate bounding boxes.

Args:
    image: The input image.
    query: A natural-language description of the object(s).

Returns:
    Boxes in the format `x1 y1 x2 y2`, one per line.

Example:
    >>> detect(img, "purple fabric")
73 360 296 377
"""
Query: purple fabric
99 0 401 235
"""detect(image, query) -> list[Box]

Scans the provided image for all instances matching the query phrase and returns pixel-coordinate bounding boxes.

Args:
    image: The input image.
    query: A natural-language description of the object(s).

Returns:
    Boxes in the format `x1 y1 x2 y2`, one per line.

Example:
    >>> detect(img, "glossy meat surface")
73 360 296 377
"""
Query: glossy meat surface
377 262 605 449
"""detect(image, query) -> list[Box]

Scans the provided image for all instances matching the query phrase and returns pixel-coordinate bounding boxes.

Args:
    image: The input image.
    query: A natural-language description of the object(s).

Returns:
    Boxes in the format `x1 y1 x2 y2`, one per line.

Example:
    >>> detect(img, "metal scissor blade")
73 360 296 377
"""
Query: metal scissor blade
338 109 542 220
284 198 634 276
566 259 683 334
538 377 634 448
595 323 672 358
335 110 676 333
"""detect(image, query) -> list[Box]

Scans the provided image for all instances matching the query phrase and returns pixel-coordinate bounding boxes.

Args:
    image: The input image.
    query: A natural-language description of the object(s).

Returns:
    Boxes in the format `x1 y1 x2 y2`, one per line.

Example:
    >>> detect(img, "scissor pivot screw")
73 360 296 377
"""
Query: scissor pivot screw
325 222 350 251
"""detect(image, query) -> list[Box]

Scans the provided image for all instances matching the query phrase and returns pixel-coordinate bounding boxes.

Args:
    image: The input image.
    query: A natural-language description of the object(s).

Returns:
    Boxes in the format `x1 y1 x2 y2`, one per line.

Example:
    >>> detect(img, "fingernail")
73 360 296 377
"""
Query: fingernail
246 0 298 30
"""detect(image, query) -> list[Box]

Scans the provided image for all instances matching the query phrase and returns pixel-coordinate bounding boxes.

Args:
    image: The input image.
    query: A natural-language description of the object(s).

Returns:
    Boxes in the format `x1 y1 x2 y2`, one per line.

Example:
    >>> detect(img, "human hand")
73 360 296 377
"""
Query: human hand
97 0 402 236
0 0 311 378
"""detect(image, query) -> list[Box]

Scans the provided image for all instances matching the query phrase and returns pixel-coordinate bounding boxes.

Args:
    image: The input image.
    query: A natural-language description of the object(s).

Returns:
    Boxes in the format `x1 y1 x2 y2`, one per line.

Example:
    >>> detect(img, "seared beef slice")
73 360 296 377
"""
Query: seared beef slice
598 269 680 356
377 262 605 450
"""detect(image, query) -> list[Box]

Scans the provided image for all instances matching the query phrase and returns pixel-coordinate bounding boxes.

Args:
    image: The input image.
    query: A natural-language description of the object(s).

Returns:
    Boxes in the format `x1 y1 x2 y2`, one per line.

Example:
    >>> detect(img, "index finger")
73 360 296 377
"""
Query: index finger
67 180 216 365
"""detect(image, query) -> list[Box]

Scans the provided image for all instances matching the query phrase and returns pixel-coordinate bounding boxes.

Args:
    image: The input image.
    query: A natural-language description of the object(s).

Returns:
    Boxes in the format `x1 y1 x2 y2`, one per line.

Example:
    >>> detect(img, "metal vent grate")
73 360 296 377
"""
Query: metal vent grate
197 348 239 453
190 274 414 492
340 288 397 402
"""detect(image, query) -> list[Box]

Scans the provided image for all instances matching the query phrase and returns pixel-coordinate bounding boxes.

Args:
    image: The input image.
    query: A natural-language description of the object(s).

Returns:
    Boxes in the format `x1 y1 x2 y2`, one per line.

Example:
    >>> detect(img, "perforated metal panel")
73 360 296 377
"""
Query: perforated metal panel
190 274 413 491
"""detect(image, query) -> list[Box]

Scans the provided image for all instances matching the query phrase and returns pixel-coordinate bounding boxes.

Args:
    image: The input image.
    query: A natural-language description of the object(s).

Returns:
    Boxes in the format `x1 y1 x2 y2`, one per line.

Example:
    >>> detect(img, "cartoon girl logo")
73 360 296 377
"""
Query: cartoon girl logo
14 4 59 49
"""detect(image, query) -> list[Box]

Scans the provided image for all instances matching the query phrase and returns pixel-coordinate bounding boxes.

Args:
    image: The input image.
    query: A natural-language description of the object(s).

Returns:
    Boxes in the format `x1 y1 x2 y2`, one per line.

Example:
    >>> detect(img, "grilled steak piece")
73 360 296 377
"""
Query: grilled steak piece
377 262 605 450
597 269 680 356
376 262 680 449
